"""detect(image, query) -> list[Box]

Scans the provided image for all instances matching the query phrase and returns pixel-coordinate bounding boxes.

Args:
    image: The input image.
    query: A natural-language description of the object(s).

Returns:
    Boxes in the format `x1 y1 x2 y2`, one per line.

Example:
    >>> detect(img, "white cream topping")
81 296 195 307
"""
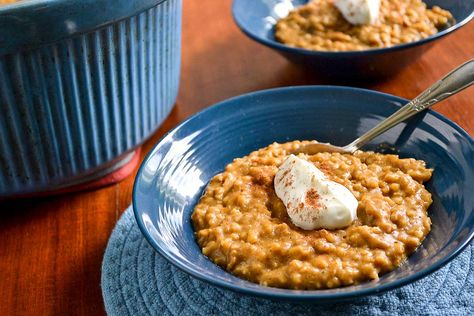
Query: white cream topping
274 155 358 230
334 0 381 25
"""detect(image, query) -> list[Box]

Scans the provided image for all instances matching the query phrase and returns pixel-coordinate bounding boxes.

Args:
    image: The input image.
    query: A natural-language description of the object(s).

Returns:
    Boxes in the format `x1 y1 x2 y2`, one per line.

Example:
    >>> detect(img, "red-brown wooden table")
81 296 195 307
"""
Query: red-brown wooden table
1 1 473 315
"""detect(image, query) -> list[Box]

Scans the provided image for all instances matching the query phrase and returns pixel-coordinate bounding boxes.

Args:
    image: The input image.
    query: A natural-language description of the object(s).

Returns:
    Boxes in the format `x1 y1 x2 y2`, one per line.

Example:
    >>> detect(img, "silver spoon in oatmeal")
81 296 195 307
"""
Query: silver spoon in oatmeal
296 59 474 155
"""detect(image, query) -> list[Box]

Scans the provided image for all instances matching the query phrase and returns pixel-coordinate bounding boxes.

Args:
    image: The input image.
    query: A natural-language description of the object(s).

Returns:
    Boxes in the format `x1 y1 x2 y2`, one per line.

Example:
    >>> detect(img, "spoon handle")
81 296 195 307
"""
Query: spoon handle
347 59 474 152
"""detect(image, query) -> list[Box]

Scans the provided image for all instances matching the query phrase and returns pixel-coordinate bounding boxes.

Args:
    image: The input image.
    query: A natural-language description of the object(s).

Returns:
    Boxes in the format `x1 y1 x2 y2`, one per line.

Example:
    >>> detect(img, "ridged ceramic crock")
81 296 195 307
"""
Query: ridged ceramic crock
0 0 181 197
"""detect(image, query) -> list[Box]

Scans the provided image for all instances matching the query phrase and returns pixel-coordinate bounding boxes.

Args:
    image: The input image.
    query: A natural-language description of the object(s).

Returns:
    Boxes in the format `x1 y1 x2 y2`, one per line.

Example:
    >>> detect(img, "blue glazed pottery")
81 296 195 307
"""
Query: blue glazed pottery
0 0 181 197
133 86 474 301
232 0 474 79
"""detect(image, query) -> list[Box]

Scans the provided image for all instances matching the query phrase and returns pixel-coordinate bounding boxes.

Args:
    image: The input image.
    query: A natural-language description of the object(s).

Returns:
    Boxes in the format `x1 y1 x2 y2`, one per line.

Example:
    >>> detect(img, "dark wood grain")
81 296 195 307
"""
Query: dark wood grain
0 0 473 315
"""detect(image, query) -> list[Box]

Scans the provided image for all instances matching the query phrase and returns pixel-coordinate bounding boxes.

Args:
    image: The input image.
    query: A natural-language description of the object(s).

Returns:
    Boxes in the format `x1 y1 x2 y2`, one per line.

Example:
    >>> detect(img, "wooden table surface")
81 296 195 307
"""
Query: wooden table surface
0 1 473 315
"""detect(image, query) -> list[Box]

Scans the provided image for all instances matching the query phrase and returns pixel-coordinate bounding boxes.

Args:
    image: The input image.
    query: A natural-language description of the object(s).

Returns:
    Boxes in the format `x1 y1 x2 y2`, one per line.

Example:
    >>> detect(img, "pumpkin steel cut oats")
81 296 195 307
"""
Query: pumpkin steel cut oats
192 141 433 289
275 0 453 51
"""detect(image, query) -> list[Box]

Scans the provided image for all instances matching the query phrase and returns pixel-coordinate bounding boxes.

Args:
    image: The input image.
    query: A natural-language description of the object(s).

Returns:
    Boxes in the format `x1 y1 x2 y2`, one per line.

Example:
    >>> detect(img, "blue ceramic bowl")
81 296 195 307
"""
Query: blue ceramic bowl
0 0 181 197
232 0 474 79
133 86 474 301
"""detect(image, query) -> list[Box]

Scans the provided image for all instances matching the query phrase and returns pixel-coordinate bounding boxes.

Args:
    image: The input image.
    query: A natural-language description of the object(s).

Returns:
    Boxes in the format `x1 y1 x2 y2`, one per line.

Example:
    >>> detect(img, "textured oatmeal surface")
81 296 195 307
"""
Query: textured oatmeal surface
0 0 20 4
192 141 433 289
275 0 453 51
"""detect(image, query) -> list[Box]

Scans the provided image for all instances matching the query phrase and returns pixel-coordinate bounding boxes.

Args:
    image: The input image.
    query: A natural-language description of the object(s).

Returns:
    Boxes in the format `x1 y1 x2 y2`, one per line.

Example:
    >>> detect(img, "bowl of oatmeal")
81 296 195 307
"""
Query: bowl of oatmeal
133 86 474 301
232 0 474 79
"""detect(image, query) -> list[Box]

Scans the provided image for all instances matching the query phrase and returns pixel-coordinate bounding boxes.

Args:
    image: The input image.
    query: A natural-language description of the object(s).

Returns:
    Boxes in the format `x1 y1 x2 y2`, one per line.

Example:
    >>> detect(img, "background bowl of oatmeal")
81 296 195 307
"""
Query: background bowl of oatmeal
133 86 474 301
232 0 474 80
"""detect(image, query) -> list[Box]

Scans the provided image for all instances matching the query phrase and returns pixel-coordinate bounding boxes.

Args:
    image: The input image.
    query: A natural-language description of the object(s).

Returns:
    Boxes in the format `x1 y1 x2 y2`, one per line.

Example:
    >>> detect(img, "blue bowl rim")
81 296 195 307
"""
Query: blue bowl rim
231 0 474 56
133 85 474 301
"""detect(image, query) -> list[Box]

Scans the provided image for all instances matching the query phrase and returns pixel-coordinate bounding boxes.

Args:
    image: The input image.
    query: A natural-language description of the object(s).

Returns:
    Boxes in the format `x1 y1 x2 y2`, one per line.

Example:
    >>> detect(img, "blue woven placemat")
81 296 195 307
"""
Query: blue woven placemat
101 206 473 315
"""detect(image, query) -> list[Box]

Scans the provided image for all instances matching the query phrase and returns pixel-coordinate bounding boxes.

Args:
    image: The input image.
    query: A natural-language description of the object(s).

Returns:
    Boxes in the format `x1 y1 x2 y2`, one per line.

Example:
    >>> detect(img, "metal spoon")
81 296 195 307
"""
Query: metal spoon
295 59 474 155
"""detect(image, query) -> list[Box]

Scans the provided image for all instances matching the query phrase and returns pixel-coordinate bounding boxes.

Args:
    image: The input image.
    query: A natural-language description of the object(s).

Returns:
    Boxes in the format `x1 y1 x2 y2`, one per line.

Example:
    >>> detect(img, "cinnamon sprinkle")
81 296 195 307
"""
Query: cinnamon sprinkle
305 188 320 208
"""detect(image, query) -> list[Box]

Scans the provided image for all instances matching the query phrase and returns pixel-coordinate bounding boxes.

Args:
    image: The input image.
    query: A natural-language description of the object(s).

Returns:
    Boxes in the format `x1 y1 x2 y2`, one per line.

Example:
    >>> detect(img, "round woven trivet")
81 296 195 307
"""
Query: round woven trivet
101 207 473 315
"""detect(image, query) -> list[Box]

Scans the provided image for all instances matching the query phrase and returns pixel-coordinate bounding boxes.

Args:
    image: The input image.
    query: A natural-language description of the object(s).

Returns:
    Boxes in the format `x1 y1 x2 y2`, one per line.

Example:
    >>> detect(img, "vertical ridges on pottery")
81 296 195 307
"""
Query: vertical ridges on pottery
0 0 181 196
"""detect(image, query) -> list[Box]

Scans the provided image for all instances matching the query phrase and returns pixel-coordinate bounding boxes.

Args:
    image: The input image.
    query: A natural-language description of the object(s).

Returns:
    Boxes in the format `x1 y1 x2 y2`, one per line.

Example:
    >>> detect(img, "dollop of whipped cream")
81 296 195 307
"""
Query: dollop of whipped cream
274 155 358 230
334 0 381 25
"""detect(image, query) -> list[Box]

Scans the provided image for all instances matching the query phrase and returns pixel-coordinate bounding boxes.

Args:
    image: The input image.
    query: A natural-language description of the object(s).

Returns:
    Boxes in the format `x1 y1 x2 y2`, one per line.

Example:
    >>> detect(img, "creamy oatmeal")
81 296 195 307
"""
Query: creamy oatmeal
275 0 453 51
0 0 20 4
192 141 433 289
